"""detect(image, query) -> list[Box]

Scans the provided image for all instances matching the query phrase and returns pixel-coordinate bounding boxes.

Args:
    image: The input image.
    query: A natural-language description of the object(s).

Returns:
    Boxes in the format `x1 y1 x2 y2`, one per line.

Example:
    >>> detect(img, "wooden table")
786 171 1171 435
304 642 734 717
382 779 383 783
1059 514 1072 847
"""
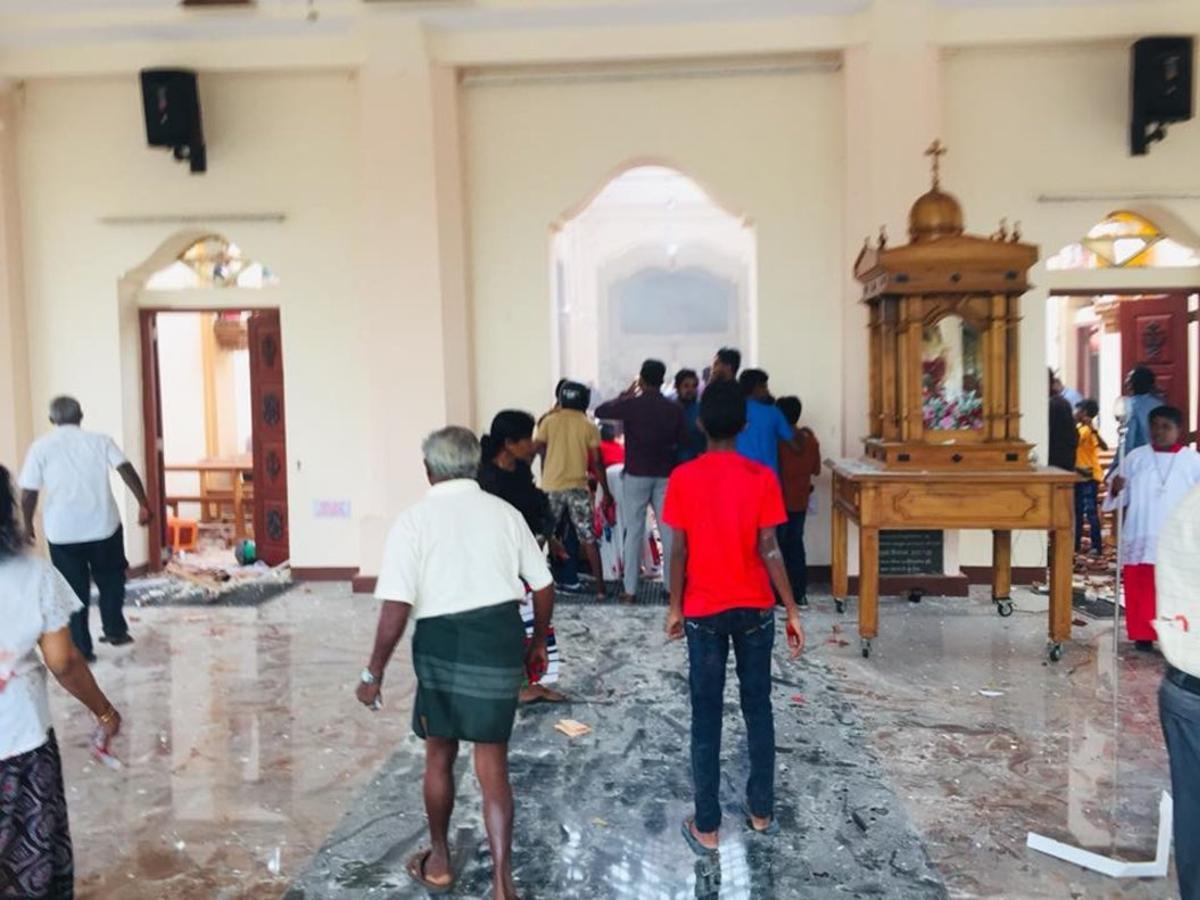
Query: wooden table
164 462 254 541
828 457 1079 662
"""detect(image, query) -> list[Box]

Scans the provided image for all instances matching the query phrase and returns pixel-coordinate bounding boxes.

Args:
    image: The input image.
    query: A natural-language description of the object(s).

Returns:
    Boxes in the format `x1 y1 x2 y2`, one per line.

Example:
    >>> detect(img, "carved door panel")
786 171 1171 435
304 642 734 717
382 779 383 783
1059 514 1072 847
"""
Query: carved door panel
1119 294 1190 432
248 310 290 565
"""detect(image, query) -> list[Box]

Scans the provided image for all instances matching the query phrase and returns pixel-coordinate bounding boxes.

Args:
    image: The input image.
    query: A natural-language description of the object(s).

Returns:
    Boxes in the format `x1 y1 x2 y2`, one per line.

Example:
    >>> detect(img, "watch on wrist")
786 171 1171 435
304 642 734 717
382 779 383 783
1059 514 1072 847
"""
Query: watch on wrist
360 668 378 685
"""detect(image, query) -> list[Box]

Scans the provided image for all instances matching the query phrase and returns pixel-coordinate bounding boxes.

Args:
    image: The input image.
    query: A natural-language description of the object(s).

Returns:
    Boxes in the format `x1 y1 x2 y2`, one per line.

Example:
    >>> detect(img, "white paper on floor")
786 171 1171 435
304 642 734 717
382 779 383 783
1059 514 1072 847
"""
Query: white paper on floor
1026 791 1172 878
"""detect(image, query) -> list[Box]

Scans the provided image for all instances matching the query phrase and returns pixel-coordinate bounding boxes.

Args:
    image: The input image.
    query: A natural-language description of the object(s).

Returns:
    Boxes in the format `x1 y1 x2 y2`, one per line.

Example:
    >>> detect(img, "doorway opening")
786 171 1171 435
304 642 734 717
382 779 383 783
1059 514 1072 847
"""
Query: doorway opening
1046 211 1200 447
551 164 757 399
137 235 290 571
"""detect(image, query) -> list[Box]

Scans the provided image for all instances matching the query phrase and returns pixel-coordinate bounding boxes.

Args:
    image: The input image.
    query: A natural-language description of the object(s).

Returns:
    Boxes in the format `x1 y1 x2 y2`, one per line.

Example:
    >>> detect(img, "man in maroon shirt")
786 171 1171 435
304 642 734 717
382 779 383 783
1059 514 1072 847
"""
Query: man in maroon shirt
596 359 687 603
664 380 805 855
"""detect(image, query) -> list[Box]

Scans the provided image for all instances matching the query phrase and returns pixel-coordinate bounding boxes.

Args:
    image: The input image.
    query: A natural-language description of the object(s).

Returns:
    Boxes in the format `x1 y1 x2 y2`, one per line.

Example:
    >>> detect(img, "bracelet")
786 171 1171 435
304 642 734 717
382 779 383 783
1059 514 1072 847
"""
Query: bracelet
97 707 118 726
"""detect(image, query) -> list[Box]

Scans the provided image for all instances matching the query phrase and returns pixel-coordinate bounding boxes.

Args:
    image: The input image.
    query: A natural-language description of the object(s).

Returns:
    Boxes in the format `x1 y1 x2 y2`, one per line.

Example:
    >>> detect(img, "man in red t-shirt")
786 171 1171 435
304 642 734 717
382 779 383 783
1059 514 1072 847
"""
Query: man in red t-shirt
663 380 806 856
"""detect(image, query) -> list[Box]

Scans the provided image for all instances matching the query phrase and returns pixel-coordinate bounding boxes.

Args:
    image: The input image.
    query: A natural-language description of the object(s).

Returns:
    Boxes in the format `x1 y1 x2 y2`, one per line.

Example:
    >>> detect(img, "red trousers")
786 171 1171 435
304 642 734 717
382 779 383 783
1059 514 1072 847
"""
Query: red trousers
1123 564 1158 642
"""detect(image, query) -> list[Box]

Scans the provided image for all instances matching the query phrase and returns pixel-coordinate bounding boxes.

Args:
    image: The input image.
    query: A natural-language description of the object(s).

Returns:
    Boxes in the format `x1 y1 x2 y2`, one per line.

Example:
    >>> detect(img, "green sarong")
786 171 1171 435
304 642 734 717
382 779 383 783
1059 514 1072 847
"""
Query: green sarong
411 601 525 744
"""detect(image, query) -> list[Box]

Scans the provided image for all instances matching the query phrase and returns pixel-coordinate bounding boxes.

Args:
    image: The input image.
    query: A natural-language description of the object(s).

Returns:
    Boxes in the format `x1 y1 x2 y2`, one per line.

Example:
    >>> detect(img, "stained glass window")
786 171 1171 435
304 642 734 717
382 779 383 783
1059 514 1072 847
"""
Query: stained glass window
146 236 279 290
1047 211 1199 271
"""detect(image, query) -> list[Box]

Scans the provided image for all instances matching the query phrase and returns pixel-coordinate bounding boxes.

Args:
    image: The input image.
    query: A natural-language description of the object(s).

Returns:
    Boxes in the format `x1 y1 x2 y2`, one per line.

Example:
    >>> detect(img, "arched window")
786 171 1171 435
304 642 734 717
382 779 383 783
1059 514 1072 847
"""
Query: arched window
1046 211 1199 271
145 235 279 290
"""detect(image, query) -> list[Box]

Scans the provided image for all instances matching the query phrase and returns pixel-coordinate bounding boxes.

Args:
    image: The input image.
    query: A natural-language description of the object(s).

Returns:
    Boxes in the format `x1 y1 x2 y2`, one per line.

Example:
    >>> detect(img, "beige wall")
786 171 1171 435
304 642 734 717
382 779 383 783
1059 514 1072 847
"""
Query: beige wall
463 63 844 562
17 71 369 568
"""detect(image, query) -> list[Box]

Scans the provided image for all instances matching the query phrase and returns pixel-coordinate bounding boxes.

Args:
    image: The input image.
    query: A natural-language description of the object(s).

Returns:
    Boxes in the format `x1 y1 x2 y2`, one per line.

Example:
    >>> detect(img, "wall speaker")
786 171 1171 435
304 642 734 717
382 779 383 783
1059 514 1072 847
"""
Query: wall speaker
1131 36 1194 155
139 68 206 173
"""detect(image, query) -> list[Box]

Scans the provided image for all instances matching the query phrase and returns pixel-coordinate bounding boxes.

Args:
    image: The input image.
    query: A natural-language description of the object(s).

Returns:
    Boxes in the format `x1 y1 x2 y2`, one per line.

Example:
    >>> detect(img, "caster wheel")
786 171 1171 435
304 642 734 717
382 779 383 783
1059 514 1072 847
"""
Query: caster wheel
907 589 923 604
997 599 1014 618
861 639 872 659
1048 643 1063 662
835 599 846 614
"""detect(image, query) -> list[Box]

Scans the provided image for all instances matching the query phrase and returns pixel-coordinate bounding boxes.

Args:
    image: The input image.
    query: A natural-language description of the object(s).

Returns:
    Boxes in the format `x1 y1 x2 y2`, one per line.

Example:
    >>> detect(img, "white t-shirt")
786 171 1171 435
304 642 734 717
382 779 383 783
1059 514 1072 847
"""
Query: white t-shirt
375 479 554 620
1110 446 1200 565
1157 486 1200 678
0 553 83 760
19 425 128 545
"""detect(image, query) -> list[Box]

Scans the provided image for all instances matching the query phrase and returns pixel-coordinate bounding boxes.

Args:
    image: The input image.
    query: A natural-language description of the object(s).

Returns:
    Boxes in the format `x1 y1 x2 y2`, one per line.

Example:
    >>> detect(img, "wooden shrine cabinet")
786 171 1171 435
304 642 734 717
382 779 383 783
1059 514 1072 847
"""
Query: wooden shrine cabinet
828 143 1078 662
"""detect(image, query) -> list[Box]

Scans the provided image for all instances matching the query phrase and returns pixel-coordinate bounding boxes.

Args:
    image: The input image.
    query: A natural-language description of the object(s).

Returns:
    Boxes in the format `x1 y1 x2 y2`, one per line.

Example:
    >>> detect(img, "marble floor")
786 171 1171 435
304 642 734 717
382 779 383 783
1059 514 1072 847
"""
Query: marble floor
49 582 1177 899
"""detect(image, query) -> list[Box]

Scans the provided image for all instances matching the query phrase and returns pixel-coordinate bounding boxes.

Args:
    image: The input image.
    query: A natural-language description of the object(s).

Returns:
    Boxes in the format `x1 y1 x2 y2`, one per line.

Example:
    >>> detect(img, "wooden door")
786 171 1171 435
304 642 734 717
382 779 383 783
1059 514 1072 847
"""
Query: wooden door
248 310 290 565
140 311 168 571
1120 294 1190 418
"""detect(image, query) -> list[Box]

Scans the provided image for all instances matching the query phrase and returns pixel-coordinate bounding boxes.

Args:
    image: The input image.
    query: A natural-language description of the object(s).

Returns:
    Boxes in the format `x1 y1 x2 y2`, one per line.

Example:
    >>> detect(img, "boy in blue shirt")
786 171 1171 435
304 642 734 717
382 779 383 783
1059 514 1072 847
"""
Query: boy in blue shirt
735 369 804 478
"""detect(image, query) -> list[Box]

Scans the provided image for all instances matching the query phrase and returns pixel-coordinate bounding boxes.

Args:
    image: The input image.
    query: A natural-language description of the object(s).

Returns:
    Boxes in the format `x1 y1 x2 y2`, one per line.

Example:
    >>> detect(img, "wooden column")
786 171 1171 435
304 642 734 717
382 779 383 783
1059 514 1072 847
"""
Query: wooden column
985 293 1006 441
881 298 900 441
992 529 1012 600
1006 295 1022 439
858 526 880 640
868 301 882 439
899 298 924 441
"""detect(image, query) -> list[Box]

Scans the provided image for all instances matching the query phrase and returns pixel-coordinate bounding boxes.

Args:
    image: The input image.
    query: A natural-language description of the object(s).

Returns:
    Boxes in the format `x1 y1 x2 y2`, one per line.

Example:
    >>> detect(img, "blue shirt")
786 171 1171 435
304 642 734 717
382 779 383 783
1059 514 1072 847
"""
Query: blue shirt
1123 393 1160 457
736 400 793 475
678 400 707 464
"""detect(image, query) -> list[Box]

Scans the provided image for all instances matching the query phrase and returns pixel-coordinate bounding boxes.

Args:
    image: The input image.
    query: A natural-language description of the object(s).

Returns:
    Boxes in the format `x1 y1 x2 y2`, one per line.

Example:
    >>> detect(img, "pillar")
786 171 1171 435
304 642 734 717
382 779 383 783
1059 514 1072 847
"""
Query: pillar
0 84 32 471
355 22 472 575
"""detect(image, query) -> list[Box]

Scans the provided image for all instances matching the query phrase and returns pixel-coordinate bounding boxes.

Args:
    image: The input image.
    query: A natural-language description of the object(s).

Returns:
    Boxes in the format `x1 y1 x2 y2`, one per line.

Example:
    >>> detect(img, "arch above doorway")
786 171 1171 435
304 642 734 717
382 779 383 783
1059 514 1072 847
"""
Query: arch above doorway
552 163 757 400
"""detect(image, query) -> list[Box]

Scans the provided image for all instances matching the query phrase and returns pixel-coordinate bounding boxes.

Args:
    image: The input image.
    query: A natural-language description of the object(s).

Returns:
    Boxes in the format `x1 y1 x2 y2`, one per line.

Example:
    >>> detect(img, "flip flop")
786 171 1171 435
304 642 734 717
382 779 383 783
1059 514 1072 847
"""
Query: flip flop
405 849 454 894
680 818 719 857
741 800 781 836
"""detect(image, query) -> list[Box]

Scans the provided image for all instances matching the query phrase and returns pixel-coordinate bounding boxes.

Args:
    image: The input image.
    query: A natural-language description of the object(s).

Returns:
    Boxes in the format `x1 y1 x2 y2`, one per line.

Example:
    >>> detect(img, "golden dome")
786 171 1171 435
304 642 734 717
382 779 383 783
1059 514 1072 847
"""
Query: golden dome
908 188 964 242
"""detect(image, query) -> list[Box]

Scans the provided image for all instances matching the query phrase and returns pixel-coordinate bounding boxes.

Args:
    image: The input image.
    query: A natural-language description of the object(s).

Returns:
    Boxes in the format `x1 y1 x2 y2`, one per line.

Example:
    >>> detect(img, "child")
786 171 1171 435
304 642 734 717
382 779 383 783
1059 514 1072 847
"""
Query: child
1074 399 1107 557
775 396 821 606
1110 406 1200 650
662 380 805 855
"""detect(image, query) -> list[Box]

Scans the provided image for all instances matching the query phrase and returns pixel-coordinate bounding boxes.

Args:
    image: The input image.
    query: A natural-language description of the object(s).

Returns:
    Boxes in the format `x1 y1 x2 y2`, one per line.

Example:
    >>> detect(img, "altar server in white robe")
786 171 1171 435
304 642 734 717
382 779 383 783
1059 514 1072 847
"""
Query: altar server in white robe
1109 405 1200 650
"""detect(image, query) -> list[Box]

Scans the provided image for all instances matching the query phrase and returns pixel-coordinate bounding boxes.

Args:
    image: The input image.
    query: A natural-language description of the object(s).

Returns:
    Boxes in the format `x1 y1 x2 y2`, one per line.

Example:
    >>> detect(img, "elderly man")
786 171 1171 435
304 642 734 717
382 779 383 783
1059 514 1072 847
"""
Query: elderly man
356 426 554 899
19 396 152 661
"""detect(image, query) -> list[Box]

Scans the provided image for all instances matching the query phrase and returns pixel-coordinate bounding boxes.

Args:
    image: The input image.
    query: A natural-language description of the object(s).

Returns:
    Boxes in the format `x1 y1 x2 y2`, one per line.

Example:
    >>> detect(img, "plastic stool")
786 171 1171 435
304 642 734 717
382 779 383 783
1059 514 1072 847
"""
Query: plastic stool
167 517 199 554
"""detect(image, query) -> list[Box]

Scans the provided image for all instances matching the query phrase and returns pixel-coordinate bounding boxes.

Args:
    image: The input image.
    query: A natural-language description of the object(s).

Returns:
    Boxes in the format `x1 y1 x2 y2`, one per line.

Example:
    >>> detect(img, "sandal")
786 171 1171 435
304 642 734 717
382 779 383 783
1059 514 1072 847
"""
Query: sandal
680 818 719 857
741 800 781 835
405 849 454 894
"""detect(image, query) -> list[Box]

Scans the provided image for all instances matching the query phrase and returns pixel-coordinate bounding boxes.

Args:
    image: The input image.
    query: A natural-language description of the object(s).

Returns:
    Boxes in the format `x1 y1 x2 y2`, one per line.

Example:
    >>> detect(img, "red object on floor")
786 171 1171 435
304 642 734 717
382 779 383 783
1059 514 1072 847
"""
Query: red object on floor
1122 563 1158 641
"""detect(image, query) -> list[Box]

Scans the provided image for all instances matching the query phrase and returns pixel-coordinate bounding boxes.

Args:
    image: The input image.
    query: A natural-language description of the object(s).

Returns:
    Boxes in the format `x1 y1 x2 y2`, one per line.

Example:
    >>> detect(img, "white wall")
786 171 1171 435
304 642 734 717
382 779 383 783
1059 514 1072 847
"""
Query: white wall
156 312 206 520
464 64 844 563
944 42 1200 566
18 71 368 568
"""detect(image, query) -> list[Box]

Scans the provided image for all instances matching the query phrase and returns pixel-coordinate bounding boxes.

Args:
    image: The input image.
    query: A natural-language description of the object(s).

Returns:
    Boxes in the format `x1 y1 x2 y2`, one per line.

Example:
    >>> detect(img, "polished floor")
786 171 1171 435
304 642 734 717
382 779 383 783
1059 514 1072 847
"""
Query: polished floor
49 582 1177 898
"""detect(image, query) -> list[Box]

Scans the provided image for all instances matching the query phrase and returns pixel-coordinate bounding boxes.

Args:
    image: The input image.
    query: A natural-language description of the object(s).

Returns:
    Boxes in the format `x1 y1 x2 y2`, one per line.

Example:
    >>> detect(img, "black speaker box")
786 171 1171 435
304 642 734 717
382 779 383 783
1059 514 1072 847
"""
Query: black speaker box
1132 37 1193 123
140 68 206 173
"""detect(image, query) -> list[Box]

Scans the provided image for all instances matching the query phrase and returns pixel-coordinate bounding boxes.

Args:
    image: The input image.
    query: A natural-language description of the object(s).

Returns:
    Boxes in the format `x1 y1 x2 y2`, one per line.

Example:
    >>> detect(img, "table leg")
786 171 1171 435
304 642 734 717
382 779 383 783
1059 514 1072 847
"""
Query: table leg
233 477 245 542
858 526 879 645
1048 527 1073 646
832 501 848 601
993 528 1012 600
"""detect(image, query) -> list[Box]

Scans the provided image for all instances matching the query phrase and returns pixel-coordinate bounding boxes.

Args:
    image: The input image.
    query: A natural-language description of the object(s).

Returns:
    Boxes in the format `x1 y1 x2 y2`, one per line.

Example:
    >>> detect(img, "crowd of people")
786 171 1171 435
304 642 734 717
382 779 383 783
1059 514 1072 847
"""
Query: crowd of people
356 346 816 896
6 354 1200 898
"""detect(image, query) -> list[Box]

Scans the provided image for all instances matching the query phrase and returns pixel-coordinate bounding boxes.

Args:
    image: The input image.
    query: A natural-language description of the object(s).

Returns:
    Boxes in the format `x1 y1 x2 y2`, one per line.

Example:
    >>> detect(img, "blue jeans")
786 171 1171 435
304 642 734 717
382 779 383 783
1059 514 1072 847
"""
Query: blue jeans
1074 481 1102 554
685 607 776 833
1161 672 1200 900
777 511 808 601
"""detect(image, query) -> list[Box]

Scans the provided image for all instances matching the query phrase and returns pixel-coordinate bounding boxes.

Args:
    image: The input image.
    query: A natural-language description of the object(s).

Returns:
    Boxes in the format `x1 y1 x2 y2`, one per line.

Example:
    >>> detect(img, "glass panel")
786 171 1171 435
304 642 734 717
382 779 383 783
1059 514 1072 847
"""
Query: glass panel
922 315 984 431
1046 210 1200 270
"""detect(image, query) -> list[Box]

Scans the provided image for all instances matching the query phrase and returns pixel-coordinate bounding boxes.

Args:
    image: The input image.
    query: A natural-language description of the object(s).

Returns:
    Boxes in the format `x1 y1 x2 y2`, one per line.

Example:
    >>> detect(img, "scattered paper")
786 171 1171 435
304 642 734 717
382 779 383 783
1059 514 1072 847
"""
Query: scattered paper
555 719 592 738
978 690 1005 698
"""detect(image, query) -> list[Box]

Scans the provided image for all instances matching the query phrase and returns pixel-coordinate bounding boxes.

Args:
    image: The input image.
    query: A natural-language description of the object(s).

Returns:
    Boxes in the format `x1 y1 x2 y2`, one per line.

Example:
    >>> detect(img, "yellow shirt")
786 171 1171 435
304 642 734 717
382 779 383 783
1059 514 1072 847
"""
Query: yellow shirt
536 409 600 492
1075 424 1103 482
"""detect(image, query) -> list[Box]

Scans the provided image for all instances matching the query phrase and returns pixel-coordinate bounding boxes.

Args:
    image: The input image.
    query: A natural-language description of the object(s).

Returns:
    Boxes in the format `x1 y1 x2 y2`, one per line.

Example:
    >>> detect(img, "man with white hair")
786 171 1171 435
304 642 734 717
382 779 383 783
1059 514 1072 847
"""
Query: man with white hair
19 396 153 662
355 426 554 899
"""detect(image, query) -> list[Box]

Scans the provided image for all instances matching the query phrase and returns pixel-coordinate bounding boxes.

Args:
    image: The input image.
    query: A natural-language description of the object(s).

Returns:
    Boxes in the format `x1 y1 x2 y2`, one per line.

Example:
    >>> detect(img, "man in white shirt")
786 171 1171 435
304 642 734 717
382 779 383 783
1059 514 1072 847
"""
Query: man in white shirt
18 396 153 662
1156 483 1200 900
354 426 554 900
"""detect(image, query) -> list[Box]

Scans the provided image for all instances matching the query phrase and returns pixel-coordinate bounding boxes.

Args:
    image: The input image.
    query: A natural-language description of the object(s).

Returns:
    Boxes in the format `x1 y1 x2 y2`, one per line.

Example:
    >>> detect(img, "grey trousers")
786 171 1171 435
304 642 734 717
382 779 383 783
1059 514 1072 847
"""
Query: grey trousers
622 474 671 596
1161 674 1200 900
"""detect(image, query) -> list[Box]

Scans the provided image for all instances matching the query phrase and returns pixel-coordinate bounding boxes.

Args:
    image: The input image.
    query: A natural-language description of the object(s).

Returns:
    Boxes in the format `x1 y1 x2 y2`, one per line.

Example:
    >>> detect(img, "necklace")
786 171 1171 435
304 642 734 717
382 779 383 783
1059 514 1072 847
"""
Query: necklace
1152 450 1179 497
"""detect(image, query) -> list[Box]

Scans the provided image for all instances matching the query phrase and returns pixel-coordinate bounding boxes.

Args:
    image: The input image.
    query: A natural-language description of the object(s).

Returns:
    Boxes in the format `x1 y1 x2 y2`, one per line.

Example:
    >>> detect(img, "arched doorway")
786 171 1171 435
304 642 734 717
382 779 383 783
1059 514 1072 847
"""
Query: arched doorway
551 164 757 400
1046 210 1200 444
123 233 290 570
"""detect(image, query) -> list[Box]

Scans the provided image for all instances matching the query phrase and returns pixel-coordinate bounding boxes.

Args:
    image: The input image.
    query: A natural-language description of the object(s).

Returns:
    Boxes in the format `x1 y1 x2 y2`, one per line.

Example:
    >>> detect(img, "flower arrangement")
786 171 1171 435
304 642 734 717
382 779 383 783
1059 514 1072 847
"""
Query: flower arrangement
922 356 984 430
